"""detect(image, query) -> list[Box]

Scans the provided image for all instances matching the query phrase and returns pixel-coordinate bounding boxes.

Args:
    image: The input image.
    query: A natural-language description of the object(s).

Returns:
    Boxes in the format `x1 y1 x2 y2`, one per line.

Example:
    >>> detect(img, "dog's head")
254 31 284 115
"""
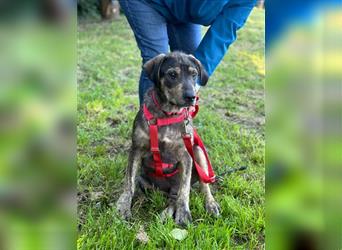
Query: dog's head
143 52 208 107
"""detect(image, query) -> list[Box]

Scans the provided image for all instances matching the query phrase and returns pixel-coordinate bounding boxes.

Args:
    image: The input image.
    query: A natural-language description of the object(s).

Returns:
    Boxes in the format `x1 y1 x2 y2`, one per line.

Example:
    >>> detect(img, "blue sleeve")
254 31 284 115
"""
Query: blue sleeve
194 0 256 80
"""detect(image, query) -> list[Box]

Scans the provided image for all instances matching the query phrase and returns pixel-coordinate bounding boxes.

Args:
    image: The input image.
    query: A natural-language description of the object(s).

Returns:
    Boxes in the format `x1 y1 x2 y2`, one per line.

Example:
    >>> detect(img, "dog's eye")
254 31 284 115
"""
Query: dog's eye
168 72 177 79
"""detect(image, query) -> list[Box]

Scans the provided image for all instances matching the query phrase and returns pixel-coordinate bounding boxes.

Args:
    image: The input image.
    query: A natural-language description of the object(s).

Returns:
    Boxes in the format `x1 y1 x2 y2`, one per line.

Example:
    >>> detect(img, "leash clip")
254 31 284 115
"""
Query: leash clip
182 118 192 138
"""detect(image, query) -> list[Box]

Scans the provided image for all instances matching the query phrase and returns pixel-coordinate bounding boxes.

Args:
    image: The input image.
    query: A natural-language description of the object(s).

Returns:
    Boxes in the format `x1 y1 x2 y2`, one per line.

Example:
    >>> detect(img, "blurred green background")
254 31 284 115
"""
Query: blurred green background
0 2 76 250
266 8 342 250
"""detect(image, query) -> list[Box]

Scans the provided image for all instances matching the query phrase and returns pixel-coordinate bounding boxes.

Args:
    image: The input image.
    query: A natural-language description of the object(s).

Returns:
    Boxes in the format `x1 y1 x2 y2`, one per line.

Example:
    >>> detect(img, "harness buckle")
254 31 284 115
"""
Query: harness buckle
151 147 159 152
147 118 157 126
182 133 191 139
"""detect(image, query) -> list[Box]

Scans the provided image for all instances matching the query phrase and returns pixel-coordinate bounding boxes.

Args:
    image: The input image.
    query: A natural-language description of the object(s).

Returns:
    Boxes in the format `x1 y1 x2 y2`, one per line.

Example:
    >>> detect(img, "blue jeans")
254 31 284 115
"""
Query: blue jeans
119 0 202 104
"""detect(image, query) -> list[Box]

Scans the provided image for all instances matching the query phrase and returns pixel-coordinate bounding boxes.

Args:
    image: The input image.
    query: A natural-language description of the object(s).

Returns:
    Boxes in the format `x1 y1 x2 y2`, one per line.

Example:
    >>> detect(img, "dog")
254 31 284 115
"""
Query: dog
116 51 220 226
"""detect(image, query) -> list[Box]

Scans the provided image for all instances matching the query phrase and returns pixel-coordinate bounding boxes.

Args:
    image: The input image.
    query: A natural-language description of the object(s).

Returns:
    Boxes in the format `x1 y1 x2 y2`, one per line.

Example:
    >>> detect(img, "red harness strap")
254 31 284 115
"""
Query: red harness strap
142 96 215 183
182 130 216 183
143 104 185 177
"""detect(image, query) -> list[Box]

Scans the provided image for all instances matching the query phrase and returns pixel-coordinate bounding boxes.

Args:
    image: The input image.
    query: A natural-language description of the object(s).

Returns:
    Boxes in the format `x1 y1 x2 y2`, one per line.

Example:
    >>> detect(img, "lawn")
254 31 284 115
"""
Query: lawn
77 8 265 249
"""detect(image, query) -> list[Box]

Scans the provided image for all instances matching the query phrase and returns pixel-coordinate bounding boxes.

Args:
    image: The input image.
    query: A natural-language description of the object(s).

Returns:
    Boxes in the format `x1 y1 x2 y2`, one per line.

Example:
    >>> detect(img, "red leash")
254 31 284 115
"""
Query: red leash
143 92 215 184
182 130 216 183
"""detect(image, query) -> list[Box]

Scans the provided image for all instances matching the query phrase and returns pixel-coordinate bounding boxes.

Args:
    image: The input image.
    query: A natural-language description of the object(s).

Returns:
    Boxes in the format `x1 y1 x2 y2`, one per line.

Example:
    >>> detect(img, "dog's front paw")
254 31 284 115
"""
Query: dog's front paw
174 204 192 226
205 200 220 216
116 193 132 220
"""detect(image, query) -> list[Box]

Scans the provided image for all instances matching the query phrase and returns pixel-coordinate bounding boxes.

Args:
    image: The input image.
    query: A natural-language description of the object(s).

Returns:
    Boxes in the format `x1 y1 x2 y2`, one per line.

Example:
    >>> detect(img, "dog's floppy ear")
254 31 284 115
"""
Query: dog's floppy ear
143 54 166 84
188 55 209 86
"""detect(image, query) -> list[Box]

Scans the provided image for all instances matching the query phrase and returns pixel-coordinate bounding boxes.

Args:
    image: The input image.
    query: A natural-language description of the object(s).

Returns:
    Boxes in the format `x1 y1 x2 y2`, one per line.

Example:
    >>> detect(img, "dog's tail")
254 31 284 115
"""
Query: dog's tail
215 165 248 182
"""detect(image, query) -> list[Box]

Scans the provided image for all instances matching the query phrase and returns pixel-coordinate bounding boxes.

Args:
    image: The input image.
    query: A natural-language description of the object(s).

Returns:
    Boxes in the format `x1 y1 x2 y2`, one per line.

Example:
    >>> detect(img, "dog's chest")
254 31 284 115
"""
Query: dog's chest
158 127 181 146
158 122 193 150
159 124 184 148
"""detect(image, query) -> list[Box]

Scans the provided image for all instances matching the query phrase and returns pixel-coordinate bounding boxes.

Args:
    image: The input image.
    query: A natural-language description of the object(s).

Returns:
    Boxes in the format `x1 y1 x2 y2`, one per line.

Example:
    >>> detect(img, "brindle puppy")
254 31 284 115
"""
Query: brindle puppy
116 51 220 226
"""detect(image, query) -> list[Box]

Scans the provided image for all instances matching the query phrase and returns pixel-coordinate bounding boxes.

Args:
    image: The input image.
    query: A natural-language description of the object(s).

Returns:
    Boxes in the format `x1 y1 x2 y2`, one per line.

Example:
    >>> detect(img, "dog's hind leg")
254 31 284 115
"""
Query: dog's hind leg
137 175 154 194
193 145 220 216
116 148 142 220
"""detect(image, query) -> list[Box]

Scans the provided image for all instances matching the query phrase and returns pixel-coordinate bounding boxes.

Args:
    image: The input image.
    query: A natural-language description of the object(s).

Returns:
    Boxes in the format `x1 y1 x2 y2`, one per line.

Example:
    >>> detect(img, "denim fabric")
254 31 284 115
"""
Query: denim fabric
147 0 256 76
119 0 201 104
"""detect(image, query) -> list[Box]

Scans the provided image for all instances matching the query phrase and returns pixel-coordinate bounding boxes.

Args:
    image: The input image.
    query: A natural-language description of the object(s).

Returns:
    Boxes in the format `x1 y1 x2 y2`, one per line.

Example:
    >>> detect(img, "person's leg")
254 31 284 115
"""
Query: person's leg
167 23 202 54
119 0 169 104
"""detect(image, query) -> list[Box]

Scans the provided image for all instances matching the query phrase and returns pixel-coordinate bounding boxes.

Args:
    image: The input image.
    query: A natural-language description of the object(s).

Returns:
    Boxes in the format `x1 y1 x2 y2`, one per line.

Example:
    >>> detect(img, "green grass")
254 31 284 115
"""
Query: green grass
78 8 265 249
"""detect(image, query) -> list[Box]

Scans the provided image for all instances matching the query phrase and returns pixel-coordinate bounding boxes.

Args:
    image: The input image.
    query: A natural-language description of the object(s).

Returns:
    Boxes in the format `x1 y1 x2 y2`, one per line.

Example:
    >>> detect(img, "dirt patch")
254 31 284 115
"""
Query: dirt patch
225 112 264 132
232 234 250 245
222 88 264 134
106 117 121 127
107 137 131 155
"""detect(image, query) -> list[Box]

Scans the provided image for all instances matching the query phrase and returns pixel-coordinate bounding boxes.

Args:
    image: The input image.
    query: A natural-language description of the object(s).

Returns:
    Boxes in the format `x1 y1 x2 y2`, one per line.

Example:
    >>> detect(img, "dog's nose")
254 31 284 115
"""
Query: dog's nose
184 92 196 103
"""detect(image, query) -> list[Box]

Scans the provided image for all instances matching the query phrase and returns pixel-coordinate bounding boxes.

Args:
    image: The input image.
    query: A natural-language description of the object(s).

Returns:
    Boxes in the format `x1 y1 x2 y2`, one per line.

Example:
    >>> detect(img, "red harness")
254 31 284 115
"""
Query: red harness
142 93 216 184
